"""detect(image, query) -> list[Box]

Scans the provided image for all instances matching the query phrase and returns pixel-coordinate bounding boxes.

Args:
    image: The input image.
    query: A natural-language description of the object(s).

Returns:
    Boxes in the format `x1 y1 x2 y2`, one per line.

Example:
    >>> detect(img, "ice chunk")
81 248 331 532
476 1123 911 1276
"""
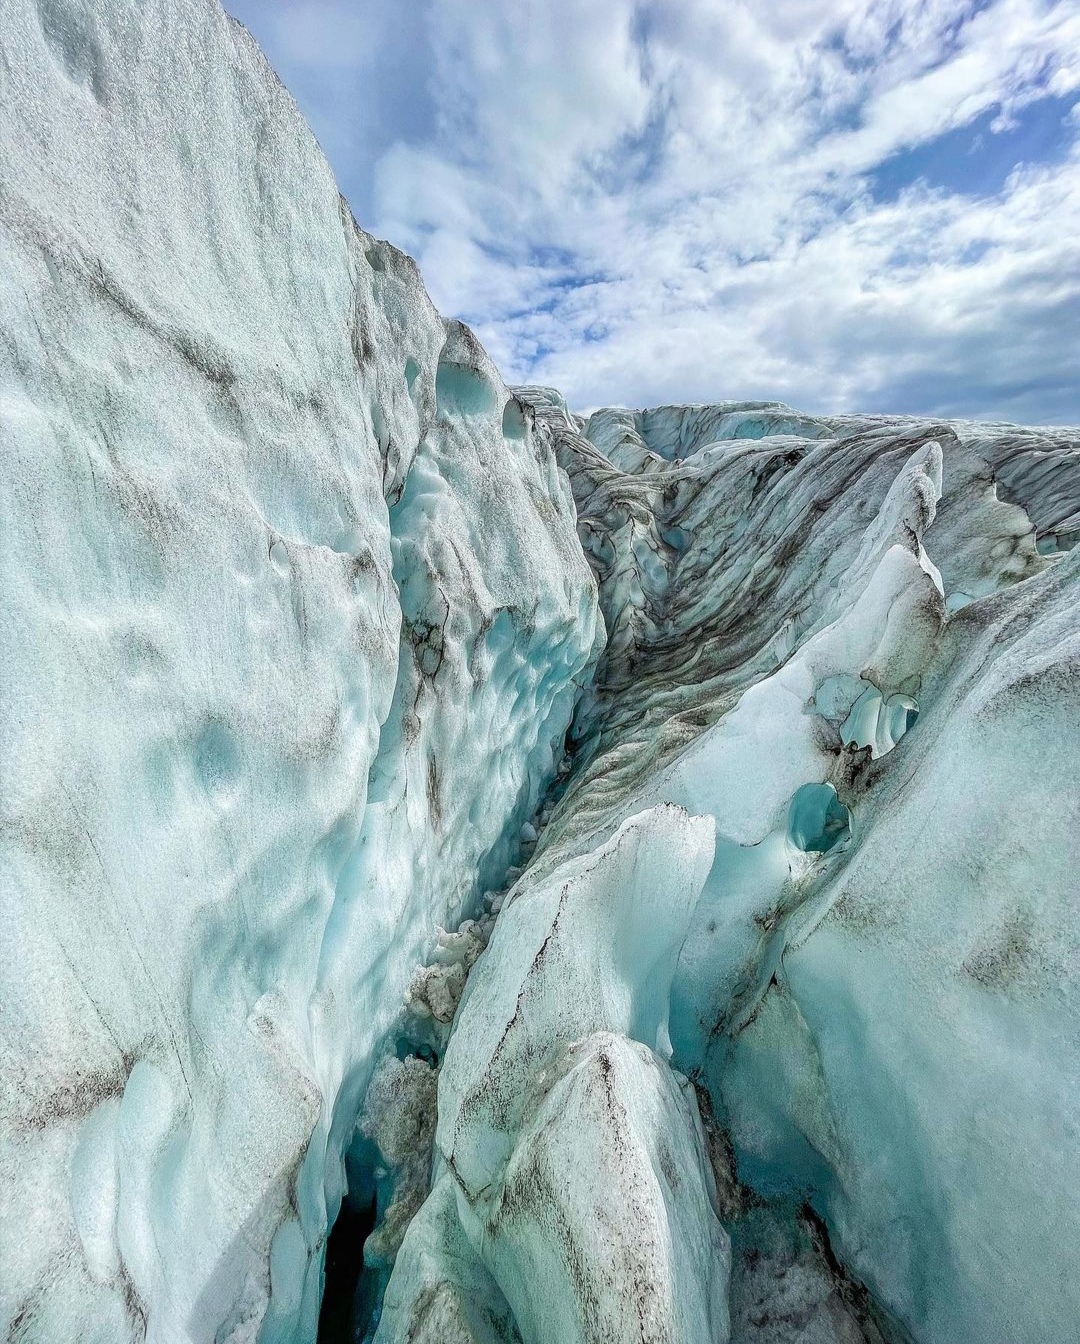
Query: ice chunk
472 1032 730 1344
374 1175 521 1344
383 807 727 1344
437 805 715 1198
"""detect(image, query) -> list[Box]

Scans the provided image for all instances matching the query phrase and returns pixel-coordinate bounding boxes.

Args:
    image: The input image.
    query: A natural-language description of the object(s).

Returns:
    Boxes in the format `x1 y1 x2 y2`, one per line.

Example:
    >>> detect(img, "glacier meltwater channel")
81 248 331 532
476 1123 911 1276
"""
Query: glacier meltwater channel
2 2 1080 1343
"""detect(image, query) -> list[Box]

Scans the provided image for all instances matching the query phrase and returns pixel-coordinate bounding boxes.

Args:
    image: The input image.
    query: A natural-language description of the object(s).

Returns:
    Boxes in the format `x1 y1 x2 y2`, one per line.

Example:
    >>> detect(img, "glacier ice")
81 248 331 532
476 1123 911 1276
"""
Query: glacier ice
2 2 1080 1343
490 396 1080 1344
0 2 597 1338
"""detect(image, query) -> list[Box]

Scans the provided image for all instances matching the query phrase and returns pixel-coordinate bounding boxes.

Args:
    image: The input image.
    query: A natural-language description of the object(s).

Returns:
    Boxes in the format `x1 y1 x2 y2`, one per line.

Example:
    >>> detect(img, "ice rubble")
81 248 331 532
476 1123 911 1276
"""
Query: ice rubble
3 2 1080 1343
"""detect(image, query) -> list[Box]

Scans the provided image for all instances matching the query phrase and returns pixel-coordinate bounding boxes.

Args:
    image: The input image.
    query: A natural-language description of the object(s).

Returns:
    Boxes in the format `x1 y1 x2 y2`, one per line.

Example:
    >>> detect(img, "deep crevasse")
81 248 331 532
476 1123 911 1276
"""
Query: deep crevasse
2 3 1080 1344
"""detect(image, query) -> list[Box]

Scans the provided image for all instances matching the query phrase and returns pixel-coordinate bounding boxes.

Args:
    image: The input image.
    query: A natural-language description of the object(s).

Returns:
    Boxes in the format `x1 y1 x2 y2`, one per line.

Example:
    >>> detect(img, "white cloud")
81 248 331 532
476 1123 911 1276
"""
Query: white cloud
228 0 1080 422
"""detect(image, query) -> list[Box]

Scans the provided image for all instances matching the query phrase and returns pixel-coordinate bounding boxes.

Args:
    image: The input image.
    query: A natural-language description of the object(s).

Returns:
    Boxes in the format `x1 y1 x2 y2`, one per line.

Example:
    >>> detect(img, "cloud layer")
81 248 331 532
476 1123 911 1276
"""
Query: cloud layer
226 0 1080 422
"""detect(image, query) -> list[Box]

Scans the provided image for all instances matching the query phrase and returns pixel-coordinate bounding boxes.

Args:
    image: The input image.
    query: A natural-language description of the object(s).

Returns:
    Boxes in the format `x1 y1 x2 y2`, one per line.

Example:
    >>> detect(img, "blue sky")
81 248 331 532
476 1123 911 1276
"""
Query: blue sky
224 0 1080 422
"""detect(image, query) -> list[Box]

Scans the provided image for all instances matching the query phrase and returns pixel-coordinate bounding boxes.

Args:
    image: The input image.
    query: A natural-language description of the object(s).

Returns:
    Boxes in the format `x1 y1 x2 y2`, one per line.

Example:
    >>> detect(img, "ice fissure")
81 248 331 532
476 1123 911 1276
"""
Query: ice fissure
3 3 1080 1344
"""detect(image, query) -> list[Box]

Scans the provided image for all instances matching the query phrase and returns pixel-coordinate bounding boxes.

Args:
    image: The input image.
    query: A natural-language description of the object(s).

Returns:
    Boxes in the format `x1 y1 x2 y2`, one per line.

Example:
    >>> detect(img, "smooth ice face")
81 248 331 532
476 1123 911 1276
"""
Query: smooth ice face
836 685 919 758
786 784 851 854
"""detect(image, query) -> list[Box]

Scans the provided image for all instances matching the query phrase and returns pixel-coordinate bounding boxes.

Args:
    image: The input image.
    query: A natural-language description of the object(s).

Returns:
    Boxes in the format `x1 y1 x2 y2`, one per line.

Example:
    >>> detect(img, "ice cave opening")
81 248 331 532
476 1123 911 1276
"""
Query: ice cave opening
317 1186 377 1344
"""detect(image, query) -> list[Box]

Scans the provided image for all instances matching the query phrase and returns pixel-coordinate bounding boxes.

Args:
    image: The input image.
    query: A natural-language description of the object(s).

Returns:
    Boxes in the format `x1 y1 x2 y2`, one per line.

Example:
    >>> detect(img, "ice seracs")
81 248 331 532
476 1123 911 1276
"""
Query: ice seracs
371 389 1080 1344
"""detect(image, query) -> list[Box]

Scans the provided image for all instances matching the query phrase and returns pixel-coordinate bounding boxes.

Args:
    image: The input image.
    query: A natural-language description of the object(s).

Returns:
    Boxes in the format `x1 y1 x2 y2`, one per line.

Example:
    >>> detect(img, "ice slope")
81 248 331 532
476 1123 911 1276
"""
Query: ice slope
0 3 598 1340
381 391 1076 1344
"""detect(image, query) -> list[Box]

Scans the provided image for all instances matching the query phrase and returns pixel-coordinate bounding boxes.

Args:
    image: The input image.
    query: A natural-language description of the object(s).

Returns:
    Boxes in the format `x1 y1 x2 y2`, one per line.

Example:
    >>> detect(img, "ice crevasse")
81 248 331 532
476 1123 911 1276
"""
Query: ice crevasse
1 2 1079 1343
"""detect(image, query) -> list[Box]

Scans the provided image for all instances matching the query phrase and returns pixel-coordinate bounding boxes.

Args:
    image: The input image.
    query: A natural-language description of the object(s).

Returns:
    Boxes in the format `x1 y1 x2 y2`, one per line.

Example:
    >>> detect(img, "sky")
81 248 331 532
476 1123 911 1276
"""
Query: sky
224 0 1080 423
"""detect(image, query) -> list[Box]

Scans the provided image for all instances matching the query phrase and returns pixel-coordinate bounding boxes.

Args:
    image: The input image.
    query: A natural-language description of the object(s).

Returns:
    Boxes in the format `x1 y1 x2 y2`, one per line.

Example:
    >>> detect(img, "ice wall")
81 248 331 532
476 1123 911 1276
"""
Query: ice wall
0 3 597 1340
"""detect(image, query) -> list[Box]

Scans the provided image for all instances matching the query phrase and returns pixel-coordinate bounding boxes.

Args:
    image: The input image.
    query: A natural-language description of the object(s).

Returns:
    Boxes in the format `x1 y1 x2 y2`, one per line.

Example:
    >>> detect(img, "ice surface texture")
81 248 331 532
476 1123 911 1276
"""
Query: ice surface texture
2 2 1080 1343
0 2 597 1339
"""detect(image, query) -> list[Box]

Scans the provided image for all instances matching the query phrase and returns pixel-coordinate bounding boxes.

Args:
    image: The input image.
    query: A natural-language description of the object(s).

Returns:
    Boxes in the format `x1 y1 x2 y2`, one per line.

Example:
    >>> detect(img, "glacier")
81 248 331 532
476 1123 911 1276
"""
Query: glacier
1 2 1079 1343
